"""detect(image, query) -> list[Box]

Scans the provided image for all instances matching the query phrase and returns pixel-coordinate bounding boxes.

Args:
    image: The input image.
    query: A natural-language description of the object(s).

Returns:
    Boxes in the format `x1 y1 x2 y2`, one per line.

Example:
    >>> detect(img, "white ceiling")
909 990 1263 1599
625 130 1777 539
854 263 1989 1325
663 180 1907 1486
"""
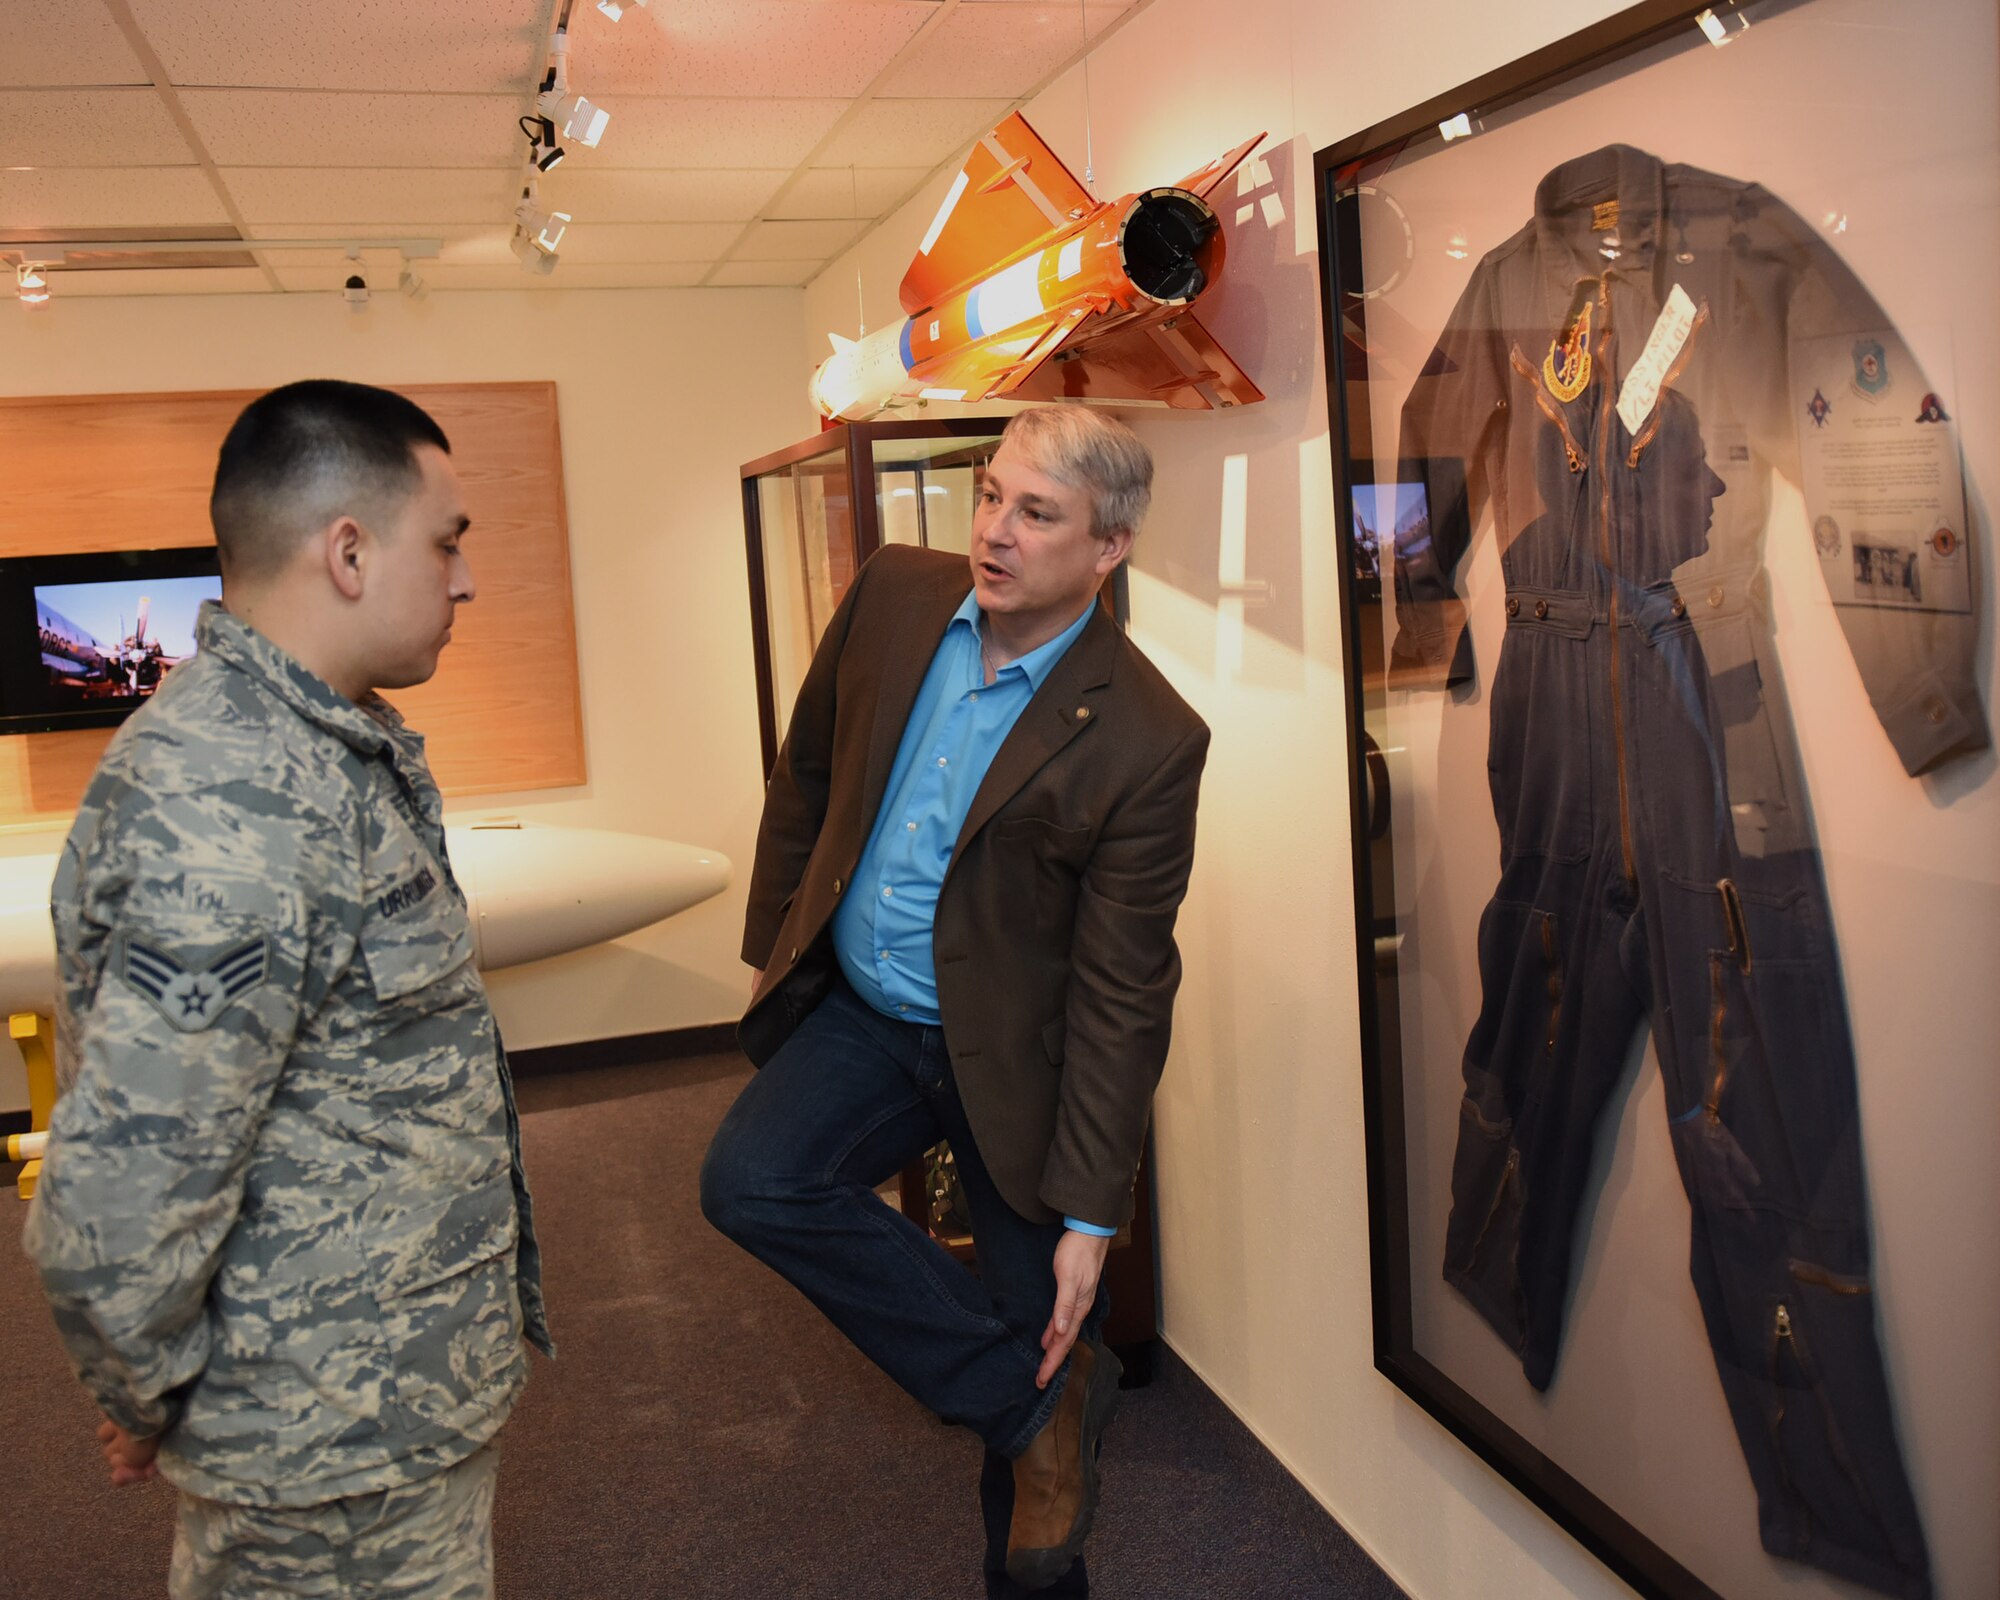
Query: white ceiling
0 0 1142 297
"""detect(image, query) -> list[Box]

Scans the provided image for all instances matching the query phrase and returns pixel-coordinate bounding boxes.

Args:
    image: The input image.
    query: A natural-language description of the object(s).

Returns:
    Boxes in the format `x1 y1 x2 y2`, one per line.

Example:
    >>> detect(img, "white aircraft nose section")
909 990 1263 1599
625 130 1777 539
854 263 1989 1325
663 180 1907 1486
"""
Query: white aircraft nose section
447 822 732 971
0 855 58 1019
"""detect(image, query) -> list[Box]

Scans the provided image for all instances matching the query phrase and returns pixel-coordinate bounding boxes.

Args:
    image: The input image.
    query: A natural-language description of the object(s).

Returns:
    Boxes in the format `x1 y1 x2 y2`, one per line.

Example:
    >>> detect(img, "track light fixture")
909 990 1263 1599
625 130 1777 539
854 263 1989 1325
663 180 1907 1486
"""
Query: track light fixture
534 27 612 150
596 0 647 17
398 265 428 300
15 262 50 305
520 114 564 172
512 182 569 274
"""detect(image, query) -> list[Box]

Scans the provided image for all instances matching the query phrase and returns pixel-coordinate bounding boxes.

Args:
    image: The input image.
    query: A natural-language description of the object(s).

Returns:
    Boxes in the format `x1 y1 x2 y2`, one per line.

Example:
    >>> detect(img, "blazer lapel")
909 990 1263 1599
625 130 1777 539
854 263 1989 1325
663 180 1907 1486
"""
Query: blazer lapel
952 603 1119 857
857 557 973 826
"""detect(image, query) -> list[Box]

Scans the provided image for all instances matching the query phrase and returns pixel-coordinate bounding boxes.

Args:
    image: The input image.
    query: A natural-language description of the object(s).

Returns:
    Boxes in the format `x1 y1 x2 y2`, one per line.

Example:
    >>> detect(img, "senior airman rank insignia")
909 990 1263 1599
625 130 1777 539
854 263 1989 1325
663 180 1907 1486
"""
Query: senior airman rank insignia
1543 298 1593 402
123 933 270 1031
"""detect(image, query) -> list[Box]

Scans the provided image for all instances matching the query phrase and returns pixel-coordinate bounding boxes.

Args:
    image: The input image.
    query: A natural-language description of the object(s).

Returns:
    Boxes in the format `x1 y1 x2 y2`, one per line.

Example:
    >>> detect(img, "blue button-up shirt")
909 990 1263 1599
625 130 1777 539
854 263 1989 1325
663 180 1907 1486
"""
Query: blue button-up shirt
831 591 1113 1236
834 589 1094 1023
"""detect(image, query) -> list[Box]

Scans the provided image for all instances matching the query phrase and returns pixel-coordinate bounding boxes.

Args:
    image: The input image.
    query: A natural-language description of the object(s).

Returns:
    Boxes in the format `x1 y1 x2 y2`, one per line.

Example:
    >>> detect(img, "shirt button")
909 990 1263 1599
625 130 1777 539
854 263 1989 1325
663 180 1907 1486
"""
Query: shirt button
1707 585 1725 608
898 1004 909 1013
906 821 917 832
969 692 979 702
883 886 894 898
879 950 890 960
1670 597 1687 618
937 756 948 767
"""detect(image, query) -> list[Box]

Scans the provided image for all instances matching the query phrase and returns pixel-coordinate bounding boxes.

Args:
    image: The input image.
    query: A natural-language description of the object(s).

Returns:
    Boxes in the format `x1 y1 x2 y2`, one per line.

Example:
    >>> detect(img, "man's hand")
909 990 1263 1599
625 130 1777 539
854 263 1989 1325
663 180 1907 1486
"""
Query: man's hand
96 1417 161 1487
1037 1228 1112 1388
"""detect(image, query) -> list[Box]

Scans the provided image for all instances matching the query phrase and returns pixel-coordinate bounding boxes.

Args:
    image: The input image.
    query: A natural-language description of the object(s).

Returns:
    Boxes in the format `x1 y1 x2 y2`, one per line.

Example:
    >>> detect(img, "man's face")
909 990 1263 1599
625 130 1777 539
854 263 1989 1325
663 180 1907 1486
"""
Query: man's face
358 443 474 691
969 438 1127 635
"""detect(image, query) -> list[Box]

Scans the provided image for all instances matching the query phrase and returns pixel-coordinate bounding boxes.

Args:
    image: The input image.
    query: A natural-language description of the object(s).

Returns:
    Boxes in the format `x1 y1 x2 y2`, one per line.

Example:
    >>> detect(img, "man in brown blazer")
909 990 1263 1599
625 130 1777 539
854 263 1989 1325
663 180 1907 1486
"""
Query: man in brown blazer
702 406 1207 1596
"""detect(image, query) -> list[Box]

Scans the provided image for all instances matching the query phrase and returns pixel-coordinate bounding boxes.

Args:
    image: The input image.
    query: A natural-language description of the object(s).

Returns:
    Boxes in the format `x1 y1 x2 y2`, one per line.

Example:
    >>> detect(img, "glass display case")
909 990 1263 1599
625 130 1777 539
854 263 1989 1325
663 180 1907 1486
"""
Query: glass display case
1314 2 1996 1598
741 418 1009 776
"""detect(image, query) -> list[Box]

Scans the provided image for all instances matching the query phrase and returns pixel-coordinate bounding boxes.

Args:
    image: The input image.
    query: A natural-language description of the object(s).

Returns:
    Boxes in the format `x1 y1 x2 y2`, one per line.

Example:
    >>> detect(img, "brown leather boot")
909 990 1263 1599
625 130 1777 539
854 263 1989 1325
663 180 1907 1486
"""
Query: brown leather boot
1005 1338 1123 1590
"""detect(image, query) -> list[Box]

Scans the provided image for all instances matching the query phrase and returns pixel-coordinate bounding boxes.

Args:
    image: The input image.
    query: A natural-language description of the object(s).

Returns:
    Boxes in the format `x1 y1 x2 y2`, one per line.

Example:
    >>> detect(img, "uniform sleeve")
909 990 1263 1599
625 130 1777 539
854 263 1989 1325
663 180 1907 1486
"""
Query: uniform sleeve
1748 187 1990 775
741 550 873 968
1388 263 1510 689
1039 721 1208 1228
23 791 335 1438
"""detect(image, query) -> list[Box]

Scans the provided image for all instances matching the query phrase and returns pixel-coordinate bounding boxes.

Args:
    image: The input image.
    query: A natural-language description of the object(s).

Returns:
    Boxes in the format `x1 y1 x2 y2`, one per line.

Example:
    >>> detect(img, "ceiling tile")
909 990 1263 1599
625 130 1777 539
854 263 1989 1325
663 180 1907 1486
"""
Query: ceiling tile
126 0 547 93
39 267 274 297
527 168 787 223
735 218 868 260
0 167 229 231
708 260 821 287
875 4 1124 99
270 262 716 292
182 90 523 169
545 221 745 262
584 98 846 170
566 0 934 98
767 166 933 220
816 98 1013 171
0 8 150 88
243 224 517 265
0 89 194 167
227 167 519 226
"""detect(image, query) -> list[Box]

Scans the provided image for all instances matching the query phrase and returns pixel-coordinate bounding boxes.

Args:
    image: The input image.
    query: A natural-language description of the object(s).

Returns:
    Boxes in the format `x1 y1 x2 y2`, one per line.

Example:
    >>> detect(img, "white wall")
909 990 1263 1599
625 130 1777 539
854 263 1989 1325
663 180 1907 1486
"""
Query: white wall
0 286 814 1065
798 3 1788 1599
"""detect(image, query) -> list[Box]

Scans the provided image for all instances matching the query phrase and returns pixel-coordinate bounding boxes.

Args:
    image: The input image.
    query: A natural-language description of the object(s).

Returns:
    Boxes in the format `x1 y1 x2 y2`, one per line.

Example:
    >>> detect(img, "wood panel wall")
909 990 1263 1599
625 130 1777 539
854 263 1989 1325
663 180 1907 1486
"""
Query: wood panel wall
0 383 585 822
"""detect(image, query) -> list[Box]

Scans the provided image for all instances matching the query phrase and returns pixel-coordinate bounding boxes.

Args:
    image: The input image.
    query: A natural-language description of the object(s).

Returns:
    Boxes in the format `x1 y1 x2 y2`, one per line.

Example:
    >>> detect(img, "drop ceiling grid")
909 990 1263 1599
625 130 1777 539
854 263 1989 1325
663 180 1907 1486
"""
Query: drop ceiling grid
4 0 1150 293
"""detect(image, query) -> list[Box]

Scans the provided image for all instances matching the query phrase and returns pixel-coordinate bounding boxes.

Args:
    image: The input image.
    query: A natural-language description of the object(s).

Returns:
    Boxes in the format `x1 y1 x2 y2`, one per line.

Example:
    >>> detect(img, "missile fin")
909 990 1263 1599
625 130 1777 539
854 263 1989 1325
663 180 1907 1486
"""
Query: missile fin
1008 310 1263 410
1176 131 1266 201
899 112 1095 317
827 330 857 352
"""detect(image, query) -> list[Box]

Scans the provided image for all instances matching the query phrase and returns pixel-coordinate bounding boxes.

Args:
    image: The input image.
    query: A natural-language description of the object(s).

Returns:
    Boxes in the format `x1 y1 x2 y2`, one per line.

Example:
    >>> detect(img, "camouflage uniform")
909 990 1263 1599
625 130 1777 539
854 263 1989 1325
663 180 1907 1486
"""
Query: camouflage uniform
24 603 551 1573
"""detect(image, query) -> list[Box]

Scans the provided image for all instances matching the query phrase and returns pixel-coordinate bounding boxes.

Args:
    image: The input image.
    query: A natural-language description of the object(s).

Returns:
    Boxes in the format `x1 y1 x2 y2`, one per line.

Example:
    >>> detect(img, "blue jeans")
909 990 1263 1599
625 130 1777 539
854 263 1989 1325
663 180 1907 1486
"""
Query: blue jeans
701 977 1105 1594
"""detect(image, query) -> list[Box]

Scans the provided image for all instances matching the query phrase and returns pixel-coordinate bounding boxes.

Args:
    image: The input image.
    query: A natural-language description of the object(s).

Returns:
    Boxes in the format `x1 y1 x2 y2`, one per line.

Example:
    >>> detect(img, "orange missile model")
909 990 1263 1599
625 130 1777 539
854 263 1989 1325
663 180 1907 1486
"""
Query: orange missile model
811 113 1266 420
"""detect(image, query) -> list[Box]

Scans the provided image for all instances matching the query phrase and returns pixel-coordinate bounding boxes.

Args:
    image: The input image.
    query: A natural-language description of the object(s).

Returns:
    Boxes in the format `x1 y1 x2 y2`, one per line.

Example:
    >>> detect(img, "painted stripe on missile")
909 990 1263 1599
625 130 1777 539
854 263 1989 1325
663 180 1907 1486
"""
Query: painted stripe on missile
920 171 969 257
899 318 916 372
968 255 1045 341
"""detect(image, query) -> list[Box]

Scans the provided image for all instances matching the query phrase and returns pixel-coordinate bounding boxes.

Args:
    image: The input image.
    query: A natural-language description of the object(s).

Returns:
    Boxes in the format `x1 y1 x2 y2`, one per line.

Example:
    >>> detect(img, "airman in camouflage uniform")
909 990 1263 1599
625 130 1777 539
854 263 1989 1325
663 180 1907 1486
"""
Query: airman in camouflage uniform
24 381 550 1599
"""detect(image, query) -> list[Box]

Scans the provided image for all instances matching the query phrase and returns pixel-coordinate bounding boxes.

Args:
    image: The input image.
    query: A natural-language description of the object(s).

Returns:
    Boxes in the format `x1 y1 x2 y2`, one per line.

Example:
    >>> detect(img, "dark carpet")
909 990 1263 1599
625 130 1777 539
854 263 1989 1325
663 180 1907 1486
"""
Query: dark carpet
1 1052 1405 1599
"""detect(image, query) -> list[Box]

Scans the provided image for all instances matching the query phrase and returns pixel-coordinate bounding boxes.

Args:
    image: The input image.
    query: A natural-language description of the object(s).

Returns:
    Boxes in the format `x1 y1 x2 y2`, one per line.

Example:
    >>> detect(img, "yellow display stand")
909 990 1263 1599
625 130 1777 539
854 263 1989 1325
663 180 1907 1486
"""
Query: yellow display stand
8 1011 55 1200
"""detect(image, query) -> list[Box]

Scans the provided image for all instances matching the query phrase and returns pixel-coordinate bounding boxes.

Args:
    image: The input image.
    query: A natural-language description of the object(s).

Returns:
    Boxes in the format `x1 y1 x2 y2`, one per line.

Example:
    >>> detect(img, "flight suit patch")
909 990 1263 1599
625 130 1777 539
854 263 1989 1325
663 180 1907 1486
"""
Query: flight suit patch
1543 299 1593 402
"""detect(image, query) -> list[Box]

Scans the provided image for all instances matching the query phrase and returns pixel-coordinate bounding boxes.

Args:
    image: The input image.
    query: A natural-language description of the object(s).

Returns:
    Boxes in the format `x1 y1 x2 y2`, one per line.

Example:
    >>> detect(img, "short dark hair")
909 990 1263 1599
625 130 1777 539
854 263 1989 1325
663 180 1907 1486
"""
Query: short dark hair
210 380 451 578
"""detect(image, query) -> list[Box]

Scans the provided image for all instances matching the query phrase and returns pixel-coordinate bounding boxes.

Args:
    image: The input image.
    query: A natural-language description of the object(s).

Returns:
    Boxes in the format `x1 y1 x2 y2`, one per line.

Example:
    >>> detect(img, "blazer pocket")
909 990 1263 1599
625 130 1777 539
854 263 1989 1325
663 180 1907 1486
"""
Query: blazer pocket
993 816 1094 865
1041 1014 1066 1067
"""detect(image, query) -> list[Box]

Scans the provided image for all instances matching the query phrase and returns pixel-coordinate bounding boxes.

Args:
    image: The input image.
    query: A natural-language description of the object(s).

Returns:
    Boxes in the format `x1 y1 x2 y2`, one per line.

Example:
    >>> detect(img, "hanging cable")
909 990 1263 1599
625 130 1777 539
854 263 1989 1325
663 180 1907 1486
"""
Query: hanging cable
1078 0 1095 194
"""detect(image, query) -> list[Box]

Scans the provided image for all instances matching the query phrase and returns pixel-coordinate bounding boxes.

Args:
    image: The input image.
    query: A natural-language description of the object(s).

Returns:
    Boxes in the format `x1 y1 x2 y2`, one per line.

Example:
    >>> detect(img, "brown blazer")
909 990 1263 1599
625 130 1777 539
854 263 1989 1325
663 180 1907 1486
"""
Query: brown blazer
739 543 1208 1227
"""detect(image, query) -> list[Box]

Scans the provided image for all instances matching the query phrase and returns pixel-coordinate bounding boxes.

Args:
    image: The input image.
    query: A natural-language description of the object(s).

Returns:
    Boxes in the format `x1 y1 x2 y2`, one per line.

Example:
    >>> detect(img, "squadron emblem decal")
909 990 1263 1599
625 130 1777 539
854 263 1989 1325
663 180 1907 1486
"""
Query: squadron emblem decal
123 934 270 1032
1543 298 1594 402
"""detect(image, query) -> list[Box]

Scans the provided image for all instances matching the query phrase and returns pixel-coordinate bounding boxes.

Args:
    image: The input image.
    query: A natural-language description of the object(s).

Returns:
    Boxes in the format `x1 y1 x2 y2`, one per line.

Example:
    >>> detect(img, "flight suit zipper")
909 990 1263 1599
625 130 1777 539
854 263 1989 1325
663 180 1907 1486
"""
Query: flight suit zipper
1705 952 1729 1123
1772 1299 1899 1555
1594 281 1637 888
1540 912 1563 1055
1508 347 1587 473
1468 1146 1521 1264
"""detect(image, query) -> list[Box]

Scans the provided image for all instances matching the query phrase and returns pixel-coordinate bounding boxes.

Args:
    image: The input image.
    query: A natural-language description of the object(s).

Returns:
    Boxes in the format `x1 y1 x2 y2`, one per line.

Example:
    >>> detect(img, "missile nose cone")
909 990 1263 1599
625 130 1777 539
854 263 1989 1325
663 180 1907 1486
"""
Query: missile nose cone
448 824 732 971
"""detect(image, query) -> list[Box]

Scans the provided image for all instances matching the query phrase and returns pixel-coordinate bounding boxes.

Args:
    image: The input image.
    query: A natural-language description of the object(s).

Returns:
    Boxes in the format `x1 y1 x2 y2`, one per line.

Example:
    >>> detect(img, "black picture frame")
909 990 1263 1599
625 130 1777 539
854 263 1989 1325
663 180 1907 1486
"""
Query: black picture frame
1308 4 1923 1599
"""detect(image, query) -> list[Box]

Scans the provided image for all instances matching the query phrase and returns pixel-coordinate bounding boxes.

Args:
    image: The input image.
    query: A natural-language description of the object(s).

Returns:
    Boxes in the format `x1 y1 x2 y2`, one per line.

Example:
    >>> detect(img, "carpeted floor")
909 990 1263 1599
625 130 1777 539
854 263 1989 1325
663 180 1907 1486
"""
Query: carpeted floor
1 1052 1405 1599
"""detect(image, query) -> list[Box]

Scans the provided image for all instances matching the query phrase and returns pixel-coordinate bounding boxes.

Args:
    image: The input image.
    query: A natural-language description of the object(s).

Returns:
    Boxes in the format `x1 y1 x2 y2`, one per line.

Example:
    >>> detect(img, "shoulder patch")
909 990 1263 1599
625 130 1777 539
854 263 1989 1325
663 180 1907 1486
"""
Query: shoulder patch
122 933 270 1032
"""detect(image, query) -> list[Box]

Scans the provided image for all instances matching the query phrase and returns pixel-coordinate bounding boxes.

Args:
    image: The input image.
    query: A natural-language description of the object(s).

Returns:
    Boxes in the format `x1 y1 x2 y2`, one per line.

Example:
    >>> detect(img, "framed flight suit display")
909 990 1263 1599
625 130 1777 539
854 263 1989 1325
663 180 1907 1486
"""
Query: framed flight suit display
1313 3 1996 1598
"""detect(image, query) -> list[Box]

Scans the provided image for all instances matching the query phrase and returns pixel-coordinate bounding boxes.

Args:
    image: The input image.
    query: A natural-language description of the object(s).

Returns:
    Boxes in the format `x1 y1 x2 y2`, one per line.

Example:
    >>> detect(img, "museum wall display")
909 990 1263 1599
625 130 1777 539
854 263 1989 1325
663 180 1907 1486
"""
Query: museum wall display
0 383 585 820
1317 1 1996 1597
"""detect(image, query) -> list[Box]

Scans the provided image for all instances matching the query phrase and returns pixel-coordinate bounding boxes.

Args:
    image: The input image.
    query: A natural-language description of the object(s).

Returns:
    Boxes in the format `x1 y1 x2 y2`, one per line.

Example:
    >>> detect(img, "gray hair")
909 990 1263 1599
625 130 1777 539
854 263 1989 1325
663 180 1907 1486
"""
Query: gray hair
1000 407 1153 538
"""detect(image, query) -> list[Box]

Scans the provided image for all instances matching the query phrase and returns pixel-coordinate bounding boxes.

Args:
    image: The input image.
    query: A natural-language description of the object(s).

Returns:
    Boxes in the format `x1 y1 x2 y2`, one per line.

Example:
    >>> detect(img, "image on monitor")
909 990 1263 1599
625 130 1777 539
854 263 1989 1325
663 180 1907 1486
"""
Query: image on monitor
33 574 219 709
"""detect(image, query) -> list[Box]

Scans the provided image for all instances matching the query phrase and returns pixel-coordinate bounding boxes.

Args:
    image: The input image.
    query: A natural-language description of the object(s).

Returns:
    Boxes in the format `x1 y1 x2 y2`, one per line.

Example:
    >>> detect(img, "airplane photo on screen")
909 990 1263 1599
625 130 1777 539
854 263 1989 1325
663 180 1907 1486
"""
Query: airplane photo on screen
34 574 219 707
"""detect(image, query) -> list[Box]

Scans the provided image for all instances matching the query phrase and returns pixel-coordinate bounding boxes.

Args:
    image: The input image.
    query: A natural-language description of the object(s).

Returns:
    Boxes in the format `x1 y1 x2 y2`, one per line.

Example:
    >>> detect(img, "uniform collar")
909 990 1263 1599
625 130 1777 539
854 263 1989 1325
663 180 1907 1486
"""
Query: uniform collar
195 600 410 759
951 588 1099 692
1533 144 1667 312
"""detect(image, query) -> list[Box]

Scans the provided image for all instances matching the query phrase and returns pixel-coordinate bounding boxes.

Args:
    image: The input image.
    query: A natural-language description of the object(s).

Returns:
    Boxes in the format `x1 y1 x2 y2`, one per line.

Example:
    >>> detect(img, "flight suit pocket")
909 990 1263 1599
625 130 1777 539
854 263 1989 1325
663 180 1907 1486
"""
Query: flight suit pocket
1486 633 1593 862
367 1184 524 1425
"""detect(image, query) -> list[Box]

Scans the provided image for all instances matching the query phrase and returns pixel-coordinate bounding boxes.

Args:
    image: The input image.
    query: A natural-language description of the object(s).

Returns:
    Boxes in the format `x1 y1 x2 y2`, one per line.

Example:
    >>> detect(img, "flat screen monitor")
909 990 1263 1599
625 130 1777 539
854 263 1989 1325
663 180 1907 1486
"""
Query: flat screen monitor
0 547 221 734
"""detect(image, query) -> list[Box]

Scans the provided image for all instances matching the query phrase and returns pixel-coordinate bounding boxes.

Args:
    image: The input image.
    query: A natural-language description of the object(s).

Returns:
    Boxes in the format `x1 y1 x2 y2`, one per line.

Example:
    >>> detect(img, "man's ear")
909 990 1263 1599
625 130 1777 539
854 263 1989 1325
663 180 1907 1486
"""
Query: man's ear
324 515 366 601
1095 526 1134 577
